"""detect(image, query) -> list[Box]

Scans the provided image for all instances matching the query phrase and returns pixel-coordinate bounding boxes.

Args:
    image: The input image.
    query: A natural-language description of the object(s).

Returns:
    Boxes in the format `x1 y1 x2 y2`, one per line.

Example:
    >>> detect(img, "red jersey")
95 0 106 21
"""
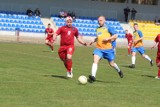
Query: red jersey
45 28 54 39
56 26 79 46
155 34 160 57
125 33 133 42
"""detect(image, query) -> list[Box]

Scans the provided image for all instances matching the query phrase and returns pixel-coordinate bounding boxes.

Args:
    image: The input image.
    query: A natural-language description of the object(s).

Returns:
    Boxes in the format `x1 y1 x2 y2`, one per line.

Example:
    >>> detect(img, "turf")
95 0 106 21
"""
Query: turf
0 42 159 107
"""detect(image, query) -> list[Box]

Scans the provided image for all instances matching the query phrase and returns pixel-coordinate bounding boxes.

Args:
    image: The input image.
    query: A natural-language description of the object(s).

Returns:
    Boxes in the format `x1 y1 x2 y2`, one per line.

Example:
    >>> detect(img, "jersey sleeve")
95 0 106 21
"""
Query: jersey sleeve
108 26 116 35
75 28 79 37
56 27 62 35
137 30 143 38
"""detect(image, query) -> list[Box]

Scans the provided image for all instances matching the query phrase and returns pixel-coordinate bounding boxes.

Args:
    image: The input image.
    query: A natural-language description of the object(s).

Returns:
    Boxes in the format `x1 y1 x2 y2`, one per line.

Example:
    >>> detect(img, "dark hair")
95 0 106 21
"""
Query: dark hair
48 23 51 25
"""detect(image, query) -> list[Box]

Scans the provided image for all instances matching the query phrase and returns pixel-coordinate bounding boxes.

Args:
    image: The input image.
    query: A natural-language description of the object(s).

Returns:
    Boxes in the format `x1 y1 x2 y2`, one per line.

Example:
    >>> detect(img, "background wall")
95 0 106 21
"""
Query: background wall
0 0 159 21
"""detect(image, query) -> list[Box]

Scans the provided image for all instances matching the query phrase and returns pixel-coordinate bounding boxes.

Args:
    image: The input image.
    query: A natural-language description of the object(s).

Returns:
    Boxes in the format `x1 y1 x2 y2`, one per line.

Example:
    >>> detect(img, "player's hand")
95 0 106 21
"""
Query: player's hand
151 46 155 50
83 43 87 46
89 41 94 45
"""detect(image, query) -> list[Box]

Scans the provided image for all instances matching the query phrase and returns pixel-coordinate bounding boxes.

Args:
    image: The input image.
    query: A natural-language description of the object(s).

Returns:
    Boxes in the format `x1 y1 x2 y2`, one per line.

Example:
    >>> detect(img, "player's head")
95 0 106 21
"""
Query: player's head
98 16 106 27
125 30 128 33
65 16 73 27
48 23 51 28
133 23 138 30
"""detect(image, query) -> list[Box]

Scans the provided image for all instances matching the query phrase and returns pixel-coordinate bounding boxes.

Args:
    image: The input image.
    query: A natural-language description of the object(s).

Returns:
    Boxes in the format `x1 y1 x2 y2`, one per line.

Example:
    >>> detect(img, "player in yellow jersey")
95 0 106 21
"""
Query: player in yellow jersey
88 16 123 82
129 23 153 68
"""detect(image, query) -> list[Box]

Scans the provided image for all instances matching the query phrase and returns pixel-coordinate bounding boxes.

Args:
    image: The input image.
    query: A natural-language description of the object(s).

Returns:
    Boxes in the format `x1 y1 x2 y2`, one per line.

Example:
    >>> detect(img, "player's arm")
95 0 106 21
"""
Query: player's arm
90 37 97 45
103 26 117 42
151 42 158 49
53 32 58 41
76 35 87 46
102 34 117 42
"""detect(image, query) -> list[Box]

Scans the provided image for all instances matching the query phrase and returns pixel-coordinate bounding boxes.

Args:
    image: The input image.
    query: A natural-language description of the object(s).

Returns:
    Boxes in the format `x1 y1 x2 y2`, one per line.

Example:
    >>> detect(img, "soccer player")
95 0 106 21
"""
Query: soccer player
53 16 87 78
88 16 123 82
45 23 54 52
125 30 133 55
129 23 153 68
151 34 160 79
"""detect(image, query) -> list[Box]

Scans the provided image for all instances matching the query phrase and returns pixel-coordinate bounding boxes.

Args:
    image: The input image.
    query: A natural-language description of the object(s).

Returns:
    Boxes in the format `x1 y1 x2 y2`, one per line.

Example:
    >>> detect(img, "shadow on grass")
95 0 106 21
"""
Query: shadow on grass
88 79 120 84
141 75 155 78
42 50 51 53
121 65 131 69
44 74 67 79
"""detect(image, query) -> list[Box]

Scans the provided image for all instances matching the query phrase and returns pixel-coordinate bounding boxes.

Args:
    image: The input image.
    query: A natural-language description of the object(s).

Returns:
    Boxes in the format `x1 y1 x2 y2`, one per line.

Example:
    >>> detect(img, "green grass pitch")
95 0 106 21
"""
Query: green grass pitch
0 42 160 107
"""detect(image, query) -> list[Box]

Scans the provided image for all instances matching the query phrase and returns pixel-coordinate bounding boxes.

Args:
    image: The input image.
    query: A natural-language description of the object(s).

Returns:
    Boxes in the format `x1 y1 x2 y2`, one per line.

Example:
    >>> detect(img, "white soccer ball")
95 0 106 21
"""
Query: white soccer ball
78 75 88 84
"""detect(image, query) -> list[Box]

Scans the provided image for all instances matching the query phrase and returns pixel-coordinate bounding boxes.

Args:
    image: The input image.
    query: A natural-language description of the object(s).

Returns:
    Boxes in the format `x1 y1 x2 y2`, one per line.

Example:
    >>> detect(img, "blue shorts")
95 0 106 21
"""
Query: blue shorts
131 46 145 55
93 48 115 62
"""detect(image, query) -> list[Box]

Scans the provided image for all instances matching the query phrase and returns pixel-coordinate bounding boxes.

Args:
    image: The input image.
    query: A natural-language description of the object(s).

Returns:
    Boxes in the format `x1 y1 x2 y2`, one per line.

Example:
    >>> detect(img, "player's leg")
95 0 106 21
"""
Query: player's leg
109 61 123 78
129 47 137 68
128 41 132 55
89 48 102 82
45 39 53 51
49 39 54 52
155 57 160 79
65 46 74 78
139 47 153 66
105 49 123 78
58 47 68 73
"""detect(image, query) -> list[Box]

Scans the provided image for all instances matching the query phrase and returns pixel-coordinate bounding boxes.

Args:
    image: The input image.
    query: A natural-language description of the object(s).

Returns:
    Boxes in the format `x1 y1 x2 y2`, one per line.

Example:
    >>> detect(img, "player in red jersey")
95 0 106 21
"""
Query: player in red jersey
45 23 54 52
125 30 133 55
53 16 87 78
151 34 160 79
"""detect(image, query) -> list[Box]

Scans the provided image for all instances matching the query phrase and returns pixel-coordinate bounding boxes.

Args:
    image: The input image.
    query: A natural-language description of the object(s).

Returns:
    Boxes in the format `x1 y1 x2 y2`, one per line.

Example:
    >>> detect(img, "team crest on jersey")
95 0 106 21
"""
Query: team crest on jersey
97 32 102 36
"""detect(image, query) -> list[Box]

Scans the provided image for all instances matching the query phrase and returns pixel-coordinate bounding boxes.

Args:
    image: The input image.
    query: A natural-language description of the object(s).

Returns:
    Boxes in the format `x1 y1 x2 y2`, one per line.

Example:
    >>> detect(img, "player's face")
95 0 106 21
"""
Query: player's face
134 25 138 30
66 20 72 27
98 17 105 27
48 25 51 28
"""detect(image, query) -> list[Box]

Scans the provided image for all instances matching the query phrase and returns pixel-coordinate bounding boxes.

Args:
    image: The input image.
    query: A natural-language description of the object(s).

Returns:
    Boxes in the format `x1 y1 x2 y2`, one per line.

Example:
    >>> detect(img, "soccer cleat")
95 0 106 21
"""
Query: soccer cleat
150 60 153 66
66 72 73 78
129 64 135 68
155 76 160 80
118 70 124 78
88 75 96 83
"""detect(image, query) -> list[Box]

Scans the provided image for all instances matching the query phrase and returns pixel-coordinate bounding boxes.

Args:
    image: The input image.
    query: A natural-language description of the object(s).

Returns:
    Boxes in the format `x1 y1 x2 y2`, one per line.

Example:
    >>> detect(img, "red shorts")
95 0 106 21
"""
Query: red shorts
58 45 75 60
46 37 54 43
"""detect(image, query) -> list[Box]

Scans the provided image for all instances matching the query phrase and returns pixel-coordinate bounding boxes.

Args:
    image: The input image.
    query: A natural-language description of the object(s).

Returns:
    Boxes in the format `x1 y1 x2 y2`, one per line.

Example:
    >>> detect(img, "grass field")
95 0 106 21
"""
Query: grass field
0 42 160 107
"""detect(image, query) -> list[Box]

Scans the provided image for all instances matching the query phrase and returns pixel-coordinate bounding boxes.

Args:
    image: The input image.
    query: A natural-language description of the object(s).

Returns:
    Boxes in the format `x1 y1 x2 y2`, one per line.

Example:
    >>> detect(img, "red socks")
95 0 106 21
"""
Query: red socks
158 69 160 77
65 59 72 72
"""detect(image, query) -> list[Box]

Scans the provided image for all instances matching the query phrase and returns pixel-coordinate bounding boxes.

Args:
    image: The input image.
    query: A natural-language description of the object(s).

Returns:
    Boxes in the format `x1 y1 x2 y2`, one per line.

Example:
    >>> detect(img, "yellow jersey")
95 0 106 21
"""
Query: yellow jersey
96 26 113 49
133 30 143 47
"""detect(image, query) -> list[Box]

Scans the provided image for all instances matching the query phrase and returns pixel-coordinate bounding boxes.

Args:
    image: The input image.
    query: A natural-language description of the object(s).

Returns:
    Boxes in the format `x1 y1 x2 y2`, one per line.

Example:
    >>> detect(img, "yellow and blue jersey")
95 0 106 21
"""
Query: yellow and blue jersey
133 30 143 47
96 25 116 49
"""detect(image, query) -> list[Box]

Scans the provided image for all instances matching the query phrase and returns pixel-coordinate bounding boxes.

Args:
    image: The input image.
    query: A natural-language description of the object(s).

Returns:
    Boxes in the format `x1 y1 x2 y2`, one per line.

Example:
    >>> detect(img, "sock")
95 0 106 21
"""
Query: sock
132 56 136 65
128 48 130 54
51 45 54 51
113 63 120 72
128 47 132 54
158 69 160 77
144 55 151 62
91 63 97 77
66 59 72 72
46 43 52 50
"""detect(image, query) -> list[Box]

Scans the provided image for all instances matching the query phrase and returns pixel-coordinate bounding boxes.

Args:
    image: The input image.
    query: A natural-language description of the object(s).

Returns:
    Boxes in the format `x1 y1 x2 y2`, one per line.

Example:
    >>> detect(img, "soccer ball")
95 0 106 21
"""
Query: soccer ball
78 75 88 84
